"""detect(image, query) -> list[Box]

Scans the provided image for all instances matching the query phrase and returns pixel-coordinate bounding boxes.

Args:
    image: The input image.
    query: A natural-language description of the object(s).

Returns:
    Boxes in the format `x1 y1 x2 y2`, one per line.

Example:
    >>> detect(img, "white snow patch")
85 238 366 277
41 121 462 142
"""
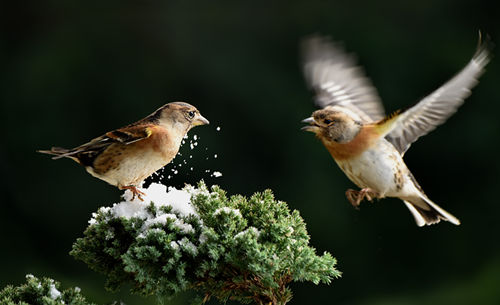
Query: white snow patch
88 183 202 232
178 237 198 255
141 213 194 234
149 228 164 234
170 241 179 250
214 207 241 217
234 227 260 239
199 232 208 244
174 220 194 234
48 283 61 300
142 213 176 229
113 201 149 219
105 229 115 240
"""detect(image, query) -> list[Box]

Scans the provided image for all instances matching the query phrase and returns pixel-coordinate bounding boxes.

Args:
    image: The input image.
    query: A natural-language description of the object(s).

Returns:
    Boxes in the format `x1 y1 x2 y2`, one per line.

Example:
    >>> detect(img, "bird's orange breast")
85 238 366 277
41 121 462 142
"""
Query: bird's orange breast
92 126 177 175
321 126 380 161
133 126 169 152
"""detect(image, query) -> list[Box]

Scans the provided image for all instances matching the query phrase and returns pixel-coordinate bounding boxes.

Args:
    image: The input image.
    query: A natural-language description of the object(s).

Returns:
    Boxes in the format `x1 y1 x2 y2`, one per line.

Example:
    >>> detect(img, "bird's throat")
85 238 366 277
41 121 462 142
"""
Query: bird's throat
321 126 379 160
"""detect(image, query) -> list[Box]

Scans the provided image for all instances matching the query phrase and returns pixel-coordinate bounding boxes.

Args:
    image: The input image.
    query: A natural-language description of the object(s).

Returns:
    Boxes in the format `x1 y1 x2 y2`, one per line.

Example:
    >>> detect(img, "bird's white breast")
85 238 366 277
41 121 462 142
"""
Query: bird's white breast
87 149 171 187
335 139 411 197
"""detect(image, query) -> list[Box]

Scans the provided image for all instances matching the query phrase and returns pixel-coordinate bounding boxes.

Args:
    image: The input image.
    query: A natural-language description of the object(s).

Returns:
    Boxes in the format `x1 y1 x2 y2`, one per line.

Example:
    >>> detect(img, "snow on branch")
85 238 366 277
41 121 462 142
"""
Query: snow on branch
70 181 341 305
0 274 96 305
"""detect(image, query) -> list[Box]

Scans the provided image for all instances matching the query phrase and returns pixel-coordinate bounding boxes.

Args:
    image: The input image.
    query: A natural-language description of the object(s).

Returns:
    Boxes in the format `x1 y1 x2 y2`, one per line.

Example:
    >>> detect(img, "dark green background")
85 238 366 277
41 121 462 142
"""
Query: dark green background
2 1 500 304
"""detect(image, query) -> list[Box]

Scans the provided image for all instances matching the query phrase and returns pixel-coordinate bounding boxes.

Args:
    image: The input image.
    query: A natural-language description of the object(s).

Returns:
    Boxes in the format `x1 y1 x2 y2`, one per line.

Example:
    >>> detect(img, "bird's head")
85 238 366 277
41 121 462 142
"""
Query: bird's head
302 108 362 143
150 102 209 132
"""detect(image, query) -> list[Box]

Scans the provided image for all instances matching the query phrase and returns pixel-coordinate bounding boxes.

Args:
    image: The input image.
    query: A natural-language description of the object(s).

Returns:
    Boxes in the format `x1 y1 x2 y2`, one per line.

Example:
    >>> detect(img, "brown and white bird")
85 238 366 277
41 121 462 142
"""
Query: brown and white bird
301 35 491 226
39 102 209 200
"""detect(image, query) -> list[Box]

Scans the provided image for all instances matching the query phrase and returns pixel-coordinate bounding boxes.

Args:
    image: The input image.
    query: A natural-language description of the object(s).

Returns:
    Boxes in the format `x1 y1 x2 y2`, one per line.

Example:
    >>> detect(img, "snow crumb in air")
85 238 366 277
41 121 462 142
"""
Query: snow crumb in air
216 126 221 131
212 171 222 177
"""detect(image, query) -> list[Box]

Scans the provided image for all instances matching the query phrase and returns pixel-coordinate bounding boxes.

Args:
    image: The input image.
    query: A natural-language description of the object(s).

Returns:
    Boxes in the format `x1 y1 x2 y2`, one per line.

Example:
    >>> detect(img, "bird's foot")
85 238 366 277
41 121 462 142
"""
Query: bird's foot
121 185 146 201
345 188 378 208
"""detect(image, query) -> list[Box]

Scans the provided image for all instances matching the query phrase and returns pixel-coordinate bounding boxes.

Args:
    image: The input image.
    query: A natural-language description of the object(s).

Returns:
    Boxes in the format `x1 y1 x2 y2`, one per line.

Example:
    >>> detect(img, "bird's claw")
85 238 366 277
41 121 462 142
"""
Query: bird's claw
121 186 146 201
345 188 378 208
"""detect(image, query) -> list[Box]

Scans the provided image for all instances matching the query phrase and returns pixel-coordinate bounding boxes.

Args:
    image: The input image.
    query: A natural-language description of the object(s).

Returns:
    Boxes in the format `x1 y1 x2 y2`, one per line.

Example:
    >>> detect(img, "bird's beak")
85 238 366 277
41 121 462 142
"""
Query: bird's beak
193 114 210 126
302 117 314 124
301 117 318 132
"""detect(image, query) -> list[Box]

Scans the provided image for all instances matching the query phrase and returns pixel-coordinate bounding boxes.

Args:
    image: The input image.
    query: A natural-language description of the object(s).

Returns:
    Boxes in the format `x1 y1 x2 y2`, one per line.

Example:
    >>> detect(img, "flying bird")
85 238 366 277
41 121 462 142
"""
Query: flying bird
39 102 209 200
301 35 491 226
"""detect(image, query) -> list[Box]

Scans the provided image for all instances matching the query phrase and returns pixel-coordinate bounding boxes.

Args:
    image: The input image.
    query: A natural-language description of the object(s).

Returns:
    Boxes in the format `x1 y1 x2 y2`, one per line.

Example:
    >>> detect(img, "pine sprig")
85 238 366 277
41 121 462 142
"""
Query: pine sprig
0 275 96 305
70 181 341 305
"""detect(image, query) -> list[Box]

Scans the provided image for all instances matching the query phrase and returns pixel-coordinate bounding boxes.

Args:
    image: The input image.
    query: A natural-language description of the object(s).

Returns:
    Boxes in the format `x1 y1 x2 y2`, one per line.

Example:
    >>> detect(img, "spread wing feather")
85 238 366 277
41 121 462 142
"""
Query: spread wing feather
302 35 385 122
387 37 492 155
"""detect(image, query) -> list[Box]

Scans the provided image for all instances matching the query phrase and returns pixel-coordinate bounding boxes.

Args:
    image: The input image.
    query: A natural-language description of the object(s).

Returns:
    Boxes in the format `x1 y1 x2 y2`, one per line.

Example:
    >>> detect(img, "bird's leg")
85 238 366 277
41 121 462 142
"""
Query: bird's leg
346 189 362 208
121 185 146 201
345 188 378 208
361 188 378 202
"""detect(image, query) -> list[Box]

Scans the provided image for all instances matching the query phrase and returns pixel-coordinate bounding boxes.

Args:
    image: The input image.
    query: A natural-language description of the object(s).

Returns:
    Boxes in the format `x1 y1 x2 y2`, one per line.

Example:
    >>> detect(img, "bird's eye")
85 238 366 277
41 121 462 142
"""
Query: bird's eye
187 111 195 118
324 119 332 124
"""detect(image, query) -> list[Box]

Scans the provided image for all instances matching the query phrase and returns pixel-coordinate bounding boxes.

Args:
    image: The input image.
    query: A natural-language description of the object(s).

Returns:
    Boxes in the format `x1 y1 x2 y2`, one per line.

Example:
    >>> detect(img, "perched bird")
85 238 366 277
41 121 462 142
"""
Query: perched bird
39 102 209 200
301 35 491 226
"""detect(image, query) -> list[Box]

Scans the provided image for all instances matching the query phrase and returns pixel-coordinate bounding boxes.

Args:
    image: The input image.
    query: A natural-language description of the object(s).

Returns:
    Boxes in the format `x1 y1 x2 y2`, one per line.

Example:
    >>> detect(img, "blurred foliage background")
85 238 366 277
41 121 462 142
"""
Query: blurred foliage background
1 0 499 304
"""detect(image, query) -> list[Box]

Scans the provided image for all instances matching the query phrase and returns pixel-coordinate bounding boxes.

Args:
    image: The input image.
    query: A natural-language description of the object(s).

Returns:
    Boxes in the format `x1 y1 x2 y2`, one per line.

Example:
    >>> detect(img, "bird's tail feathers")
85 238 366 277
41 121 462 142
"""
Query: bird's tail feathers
403 196 460 227
38 147 80 162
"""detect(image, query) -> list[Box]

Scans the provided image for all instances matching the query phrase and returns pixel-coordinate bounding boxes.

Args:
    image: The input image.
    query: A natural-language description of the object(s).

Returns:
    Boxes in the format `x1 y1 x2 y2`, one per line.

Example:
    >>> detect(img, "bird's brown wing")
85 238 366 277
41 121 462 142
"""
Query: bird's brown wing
44 124 153 166
104 124 153 144
386 36 492 155
302 35 385 122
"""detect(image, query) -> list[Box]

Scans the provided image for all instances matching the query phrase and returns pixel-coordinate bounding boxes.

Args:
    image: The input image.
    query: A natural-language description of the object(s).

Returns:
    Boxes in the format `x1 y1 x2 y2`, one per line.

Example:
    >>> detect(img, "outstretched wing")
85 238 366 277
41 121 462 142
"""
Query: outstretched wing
387 36 492 155
302 35 385 122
